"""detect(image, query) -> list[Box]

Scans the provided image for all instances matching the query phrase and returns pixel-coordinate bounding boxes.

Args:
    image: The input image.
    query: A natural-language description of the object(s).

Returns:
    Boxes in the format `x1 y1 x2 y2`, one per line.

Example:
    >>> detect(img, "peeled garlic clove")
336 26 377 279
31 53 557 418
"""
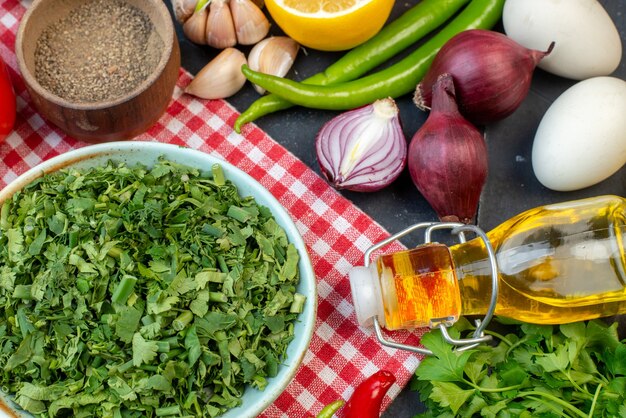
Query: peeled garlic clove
230 0 271 45
248 36 300 94
206 0 237 49
183 7 208 45
171 0 198 23
185 48 248 100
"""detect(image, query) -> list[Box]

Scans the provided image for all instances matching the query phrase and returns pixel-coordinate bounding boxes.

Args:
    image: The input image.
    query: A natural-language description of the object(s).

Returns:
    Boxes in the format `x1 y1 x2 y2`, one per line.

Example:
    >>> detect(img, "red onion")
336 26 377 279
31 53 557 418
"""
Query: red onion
408 73 487 224
315 98 407 192
414 29 554 125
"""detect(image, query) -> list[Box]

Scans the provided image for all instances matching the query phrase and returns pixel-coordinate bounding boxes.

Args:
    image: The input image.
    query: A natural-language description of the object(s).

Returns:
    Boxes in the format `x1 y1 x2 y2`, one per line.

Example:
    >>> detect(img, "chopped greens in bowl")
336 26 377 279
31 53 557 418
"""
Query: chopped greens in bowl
0 142 316 418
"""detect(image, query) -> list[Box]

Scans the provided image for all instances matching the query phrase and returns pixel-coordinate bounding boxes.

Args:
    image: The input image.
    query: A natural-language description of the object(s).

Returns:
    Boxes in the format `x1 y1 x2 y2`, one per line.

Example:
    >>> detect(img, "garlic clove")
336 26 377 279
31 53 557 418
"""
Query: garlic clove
185 47 248 100
248 36 300 94
205 0 238 49
171 0 198 23
229 0 271 45
183 7 209 45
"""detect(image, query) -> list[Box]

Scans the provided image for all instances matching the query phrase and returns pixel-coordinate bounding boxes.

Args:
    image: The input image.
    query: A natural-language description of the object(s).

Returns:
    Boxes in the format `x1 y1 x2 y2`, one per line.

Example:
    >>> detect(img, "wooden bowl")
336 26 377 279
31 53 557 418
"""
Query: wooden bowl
15 0 180 143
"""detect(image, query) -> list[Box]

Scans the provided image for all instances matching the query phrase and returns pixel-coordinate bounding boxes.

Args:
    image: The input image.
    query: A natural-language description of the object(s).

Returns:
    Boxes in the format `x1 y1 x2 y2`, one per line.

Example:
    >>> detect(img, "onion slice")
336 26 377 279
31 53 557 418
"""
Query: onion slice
315 98 407 192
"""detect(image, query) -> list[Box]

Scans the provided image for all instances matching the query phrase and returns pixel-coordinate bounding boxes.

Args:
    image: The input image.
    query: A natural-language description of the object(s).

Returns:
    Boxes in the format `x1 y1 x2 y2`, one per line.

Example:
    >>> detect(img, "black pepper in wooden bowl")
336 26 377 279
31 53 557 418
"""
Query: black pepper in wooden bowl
15 0 180 142
35 0 163 103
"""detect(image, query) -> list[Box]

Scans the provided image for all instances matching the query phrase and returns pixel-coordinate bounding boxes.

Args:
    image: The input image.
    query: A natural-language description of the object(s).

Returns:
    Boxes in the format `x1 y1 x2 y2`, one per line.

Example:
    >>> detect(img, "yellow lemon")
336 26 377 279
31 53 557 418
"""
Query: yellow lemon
265 0 395 51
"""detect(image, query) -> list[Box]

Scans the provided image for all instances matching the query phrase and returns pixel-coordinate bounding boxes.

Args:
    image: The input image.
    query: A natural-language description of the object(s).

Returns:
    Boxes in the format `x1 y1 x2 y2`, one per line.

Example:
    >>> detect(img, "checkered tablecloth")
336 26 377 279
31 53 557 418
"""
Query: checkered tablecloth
0 1 426 416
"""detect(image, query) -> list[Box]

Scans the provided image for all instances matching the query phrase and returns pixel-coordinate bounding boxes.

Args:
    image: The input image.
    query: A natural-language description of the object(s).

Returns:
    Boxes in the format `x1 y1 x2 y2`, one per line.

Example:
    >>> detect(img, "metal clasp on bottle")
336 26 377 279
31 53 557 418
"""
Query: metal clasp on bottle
363 222 499 355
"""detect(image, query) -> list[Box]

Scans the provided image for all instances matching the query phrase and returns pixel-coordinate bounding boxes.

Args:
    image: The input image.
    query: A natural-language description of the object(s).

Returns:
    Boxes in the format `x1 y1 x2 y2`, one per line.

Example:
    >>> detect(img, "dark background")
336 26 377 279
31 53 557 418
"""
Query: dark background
166 0 626 415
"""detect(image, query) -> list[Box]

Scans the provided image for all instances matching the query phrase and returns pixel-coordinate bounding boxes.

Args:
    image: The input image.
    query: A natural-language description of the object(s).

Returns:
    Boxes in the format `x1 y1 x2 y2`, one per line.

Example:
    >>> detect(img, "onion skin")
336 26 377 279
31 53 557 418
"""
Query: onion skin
315 98 407 192
409 73 488 224
414 29 554 125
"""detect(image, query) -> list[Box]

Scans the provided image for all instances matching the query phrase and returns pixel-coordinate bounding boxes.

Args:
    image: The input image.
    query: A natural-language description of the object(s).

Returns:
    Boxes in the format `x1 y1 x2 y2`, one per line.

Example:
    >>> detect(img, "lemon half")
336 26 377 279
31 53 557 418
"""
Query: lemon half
265 0 395 51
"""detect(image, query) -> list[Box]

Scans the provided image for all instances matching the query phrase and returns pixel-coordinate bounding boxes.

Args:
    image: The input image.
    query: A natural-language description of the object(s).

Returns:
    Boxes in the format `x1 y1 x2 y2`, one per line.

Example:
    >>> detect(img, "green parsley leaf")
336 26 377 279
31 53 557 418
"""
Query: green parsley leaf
132 332 159 367
429 381 474 414
413 318 626 416
416 330 476 382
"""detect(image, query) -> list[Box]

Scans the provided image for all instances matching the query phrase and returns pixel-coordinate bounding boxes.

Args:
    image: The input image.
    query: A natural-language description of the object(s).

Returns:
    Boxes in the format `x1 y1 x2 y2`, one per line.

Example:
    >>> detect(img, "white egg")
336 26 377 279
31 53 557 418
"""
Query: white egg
531 77 626 191
503 0 622 80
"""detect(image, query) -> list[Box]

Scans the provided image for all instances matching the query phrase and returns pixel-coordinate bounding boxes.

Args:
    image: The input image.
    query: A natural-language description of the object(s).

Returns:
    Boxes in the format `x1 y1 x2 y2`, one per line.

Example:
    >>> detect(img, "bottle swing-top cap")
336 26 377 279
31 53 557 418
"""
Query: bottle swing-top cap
348 265 386 328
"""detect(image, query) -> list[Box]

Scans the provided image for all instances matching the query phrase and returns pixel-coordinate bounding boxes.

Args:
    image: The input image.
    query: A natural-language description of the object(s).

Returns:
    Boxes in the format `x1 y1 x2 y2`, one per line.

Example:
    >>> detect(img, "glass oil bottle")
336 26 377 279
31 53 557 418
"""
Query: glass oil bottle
349 195 626 331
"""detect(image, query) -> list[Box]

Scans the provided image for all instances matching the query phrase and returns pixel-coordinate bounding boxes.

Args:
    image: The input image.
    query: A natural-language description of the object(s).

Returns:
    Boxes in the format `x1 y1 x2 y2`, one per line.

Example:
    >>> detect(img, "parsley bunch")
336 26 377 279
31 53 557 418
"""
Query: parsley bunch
412 318 626 417
0 159 305 417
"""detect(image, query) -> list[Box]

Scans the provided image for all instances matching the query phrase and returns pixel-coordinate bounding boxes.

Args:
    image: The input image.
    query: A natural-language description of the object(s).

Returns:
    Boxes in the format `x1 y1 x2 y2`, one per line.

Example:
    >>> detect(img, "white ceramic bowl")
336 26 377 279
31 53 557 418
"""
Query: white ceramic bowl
0 142 317 418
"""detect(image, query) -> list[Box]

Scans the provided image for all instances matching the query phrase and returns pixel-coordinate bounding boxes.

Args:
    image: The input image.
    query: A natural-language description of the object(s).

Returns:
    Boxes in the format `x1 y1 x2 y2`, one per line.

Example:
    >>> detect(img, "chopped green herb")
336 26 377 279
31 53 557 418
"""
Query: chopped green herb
412 318 626 417
0 158 307 417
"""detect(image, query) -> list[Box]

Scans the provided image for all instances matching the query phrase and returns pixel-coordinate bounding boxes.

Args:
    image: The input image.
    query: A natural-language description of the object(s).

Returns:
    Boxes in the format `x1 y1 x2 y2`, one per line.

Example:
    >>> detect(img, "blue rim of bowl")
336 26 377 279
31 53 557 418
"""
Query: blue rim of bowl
0 142 317 418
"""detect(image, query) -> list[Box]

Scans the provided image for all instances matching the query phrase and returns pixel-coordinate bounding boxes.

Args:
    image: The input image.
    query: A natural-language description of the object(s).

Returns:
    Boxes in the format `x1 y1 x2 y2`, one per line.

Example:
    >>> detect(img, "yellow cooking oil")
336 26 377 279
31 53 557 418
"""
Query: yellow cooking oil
372 195 626 329
376 243 461 330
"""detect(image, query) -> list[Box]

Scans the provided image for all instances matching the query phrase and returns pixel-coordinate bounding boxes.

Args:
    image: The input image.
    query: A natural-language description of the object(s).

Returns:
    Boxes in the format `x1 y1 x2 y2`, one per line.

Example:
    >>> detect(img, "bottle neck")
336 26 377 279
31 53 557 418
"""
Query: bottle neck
449 238 496 317
375 243 462 330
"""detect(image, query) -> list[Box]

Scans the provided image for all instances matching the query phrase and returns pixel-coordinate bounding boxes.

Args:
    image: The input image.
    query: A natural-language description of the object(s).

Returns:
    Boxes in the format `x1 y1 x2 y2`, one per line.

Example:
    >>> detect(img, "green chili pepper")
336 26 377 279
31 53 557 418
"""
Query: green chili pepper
315 399 345 418
240 0 504 111
234 0 471 132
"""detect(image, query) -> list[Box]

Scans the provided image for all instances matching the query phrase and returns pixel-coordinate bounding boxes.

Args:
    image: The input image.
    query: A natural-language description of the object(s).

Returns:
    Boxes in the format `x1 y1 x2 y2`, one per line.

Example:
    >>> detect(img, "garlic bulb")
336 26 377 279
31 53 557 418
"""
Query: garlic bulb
185 48 248 99
172 0 270 49
248 36 300 94
206 0 237 49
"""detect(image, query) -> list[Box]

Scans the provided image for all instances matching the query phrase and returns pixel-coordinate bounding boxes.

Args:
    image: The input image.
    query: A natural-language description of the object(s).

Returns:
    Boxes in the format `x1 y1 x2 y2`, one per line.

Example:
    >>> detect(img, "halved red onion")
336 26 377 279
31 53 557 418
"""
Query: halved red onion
315 98 407 192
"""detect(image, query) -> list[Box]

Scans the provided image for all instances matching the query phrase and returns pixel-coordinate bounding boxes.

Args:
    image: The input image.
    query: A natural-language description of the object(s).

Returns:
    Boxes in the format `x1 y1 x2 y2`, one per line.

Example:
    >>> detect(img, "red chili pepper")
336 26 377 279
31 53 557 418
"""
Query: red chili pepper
0 55 17 141
340 370 396 418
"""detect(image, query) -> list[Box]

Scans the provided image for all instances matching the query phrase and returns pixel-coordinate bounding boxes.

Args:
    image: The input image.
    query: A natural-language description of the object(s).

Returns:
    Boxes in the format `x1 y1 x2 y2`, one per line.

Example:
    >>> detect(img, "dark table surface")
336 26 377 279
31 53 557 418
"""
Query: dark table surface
167 0 626 416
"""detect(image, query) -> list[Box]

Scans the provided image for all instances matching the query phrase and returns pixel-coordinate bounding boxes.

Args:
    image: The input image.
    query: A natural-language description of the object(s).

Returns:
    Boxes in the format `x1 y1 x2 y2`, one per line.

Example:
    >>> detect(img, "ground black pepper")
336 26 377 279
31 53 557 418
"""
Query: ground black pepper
35 0 164 103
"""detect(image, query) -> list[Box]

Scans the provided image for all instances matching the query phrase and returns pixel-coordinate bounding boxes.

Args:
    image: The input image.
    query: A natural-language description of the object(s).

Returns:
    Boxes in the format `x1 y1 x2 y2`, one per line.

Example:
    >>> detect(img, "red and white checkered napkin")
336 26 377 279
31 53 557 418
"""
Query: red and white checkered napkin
1 1 426 416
